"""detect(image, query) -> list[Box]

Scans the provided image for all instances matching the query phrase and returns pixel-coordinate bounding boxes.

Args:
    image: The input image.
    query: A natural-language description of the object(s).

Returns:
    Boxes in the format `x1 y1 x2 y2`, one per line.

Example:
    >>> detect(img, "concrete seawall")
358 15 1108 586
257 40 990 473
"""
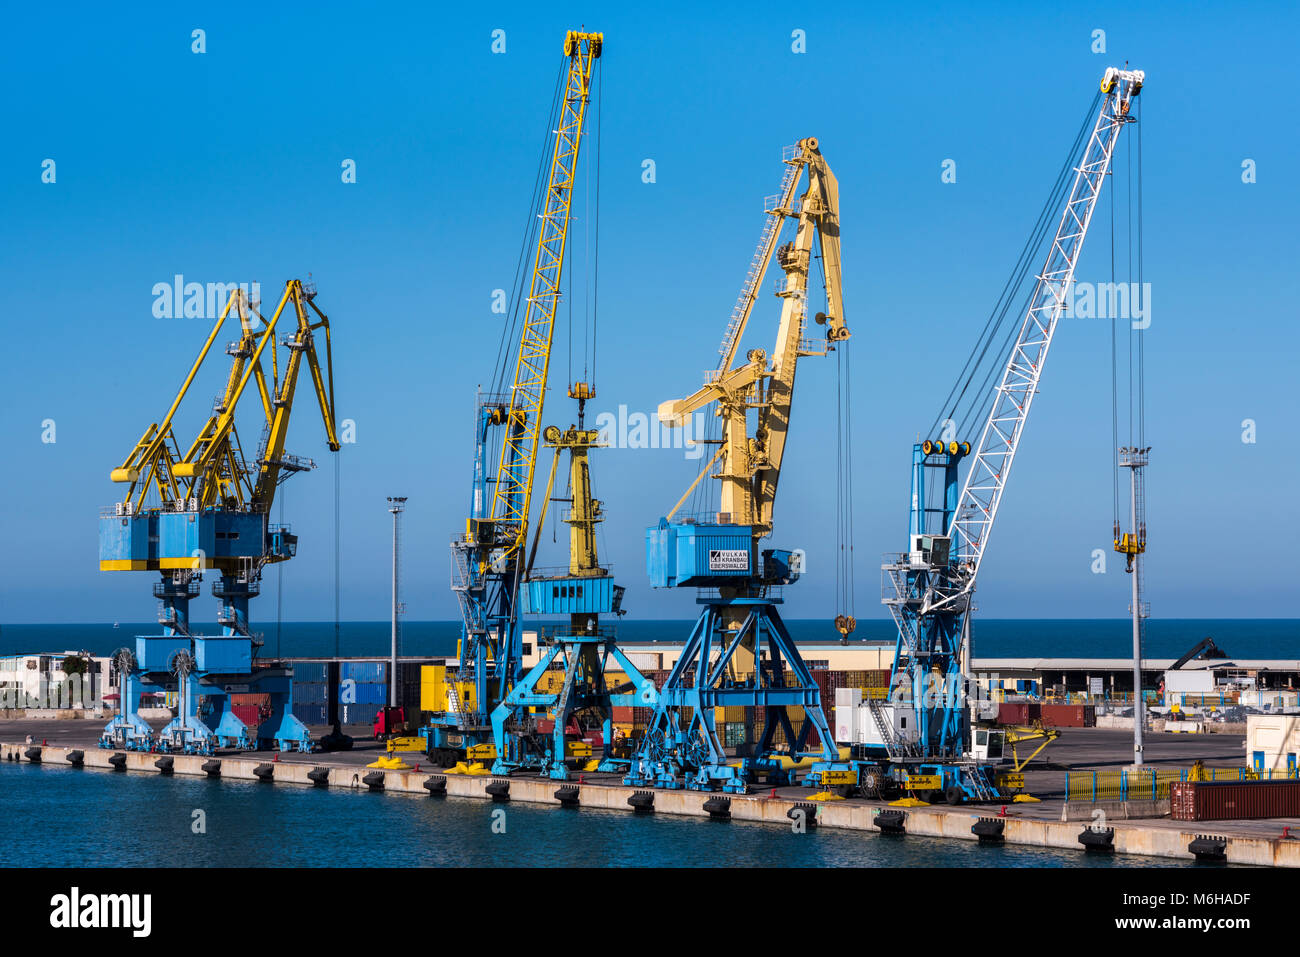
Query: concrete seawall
6 740 1298 867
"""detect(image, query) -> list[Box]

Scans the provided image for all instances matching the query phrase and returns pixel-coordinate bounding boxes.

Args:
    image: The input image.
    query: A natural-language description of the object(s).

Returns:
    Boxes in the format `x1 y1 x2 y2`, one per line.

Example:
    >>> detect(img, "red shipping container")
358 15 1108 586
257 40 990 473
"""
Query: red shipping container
1042 704 1088 728
1171 780 1300 821
231 704 262 727
998 703 1028 726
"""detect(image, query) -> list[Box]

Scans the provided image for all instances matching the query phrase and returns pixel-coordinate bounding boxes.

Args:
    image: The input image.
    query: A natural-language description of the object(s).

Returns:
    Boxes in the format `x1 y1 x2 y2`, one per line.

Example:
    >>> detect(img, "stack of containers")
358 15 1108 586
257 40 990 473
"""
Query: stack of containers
341 661 387 727
290 661 329 728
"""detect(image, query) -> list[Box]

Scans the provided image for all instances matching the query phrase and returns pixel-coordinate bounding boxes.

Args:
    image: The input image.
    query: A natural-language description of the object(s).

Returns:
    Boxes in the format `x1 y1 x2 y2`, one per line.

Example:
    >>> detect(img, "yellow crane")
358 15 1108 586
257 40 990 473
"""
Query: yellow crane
424 31 604 766
98 278 340 753
625 138 855 793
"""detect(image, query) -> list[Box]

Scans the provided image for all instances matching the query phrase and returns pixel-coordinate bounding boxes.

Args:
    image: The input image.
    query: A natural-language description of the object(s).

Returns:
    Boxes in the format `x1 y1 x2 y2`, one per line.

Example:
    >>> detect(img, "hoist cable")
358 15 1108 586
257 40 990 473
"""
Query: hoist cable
1127 121 1134 446
928 91 1102 440
334 449 341 658
1136 98 1146 449
591 62 602 391
491 60 567 400
1110 130 1120 526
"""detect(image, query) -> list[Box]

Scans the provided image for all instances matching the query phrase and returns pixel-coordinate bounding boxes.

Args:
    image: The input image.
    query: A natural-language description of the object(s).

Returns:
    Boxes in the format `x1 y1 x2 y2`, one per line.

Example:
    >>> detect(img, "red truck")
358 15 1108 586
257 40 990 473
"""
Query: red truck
372 706 408 741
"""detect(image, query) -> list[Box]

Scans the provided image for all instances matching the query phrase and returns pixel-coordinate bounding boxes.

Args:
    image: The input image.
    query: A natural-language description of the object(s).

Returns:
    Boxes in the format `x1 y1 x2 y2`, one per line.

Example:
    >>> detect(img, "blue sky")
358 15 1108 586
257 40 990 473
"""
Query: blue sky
1 1 1296 626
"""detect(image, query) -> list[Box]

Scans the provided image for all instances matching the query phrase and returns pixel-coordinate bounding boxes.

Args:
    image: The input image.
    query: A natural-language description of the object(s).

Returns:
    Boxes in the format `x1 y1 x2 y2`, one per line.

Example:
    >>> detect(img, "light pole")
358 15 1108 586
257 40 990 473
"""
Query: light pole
387 497 407 710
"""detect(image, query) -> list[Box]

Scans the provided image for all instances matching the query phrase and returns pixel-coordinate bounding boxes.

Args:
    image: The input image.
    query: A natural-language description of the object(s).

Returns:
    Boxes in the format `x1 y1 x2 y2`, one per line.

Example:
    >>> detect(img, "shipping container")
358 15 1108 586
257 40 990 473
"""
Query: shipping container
624 652 662 672
340 703 378 727
341 661 388 684
231 692 271 707
341 682 388 706
231 704 262 727
291 662 329 683
293 681 328 705
1171 779 1300 821
293 703 328 727
998 702 1028 725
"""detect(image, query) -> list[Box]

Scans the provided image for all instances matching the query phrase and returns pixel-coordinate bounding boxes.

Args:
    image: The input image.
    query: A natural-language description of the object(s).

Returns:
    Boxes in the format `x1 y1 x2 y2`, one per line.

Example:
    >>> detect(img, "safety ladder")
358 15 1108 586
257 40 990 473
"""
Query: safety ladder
869 697 918 757
966 764 1000 801
715 155 802 367
446 683 472 730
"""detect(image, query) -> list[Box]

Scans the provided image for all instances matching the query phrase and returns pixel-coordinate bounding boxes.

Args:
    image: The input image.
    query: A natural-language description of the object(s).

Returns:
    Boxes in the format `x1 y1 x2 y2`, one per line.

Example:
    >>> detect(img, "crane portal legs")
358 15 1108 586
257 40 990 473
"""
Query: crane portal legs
624 600 836 794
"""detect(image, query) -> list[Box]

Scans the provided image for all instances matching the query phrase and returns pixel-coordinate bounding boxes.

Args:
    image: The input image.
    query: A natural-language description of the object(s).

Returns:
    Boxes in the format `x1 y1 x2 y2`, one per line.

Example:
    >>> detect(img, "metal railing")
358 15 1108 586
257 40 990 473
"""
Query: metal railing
1067 767 1300 802
536 624 619 643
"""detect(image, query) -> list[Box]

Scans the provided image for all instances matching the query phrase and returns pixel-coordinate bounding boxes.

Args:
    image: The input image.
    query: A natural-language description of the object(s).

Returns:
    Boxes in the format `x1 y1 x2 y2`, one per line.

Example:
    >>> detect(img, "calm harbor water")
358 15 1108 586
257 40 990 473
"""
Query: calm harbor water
0 762 1173 868
3 618 1298 661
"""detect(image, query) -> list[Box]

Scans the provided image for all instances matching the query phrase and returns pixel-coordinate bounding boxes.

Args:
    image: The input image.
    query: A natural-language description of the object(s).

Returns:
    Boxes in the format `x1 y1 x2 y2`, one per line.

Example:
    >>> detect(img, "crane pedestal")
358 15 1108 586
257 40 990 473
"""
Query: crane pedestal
99 664 155 752
492 570 656 779
624 596 836 794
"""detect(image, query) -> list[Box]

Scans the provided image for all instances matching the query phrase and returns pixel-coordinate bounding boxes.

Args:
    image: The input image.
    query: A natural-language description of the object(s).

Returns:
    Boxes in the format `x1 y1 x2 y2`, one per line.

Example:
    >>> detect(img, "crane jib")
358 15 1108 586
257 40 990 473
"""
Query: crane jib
484 35 601 554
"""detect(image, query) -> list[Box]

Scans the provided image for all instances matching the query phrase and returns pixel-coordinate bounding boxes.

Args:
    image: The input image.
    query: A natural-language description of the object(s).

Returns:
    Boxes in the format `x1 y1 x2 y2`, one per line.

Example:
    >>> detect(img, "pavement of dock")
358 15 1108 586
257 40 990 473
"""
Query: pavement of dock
4 720 1298 867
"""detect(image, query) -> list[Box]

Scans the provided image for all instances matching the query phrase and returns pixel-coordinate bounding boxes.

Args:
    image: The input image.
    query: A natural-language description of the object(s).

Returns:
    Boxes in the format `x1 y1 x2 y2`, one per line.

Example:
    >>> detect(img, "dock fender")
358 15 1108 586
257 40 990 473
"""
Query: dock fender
972 817 1006 844
702 795 732 820
787 802 819 828
1077 825 1115 853
874 808 907 834
1188 835 1228 862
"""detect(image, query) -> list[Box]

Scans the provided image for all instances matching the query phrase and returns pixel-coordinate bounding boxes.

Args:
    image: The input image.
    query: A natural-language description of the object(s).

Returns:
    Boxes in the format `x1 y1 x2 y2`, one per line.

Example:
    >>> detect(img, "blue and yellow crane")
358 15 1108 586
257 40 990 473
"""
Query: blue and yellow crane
623 137 855 794
99 278 339 754
420 31 630 770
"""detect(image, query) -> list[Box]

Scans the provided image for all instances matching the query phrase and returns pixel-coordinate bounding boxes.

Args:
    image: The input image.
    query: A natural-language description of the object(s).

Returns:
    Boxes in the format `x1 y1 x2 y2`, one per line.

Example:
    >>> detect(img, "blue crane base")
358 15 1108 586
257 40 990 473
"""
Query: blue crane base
490 635 658 780
622 599 837 794
98 637 315 754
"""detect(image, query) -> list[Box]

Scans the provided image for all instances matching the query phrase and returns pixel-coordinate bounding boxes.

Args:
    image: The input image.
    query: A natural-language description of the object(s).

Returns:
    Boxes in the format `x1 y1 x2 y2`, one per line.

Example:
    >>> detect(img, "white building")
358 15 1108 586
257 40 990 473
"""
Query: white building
0 651 110 711
1246 714 1300 775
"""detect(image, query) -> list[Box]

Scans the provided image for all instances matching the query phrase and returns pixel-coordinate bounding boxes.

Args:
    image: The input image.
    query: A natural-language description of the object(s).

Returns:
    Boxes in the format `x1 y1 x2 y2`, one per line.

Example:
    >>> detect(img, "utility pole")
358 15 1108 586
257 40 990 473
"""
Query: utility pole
387 497 407 709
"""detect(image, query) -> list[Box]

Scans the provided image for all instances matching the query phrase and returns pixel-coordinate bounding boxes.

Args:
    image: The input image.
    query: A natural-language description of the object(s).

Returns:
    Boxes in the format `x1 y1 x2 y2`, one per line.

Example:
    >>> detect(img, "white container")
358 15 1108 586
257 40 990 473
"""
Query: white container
833 687 862 744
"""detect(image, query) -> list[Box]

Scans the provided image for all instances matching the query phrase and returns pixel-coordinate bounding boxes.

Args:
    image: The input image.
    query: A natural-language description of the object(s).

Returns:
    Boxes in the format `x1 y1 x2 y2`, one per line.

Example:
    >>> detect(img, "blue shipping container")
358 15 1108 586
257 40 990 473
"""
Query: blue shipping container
341 662 387 683
341 704 377 726
340 681 388 705
292 662 329 684
293 704 328 726
294 682 328 705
